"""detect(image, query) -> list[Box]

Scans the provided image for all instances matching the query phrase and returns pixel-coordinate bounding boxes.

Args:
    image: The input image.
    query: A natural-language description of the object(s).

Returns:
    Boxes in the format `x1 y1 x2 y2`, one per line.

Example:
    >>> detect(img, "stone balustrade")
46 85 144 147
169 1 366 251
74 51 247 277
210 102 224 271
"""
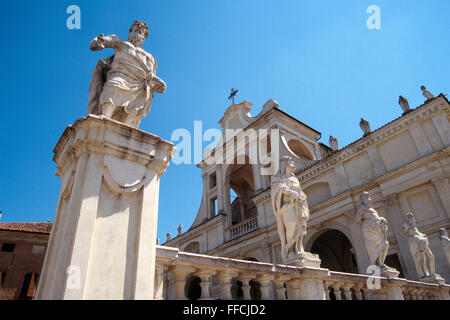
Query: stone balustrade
228 216 258 240
155 245 450 300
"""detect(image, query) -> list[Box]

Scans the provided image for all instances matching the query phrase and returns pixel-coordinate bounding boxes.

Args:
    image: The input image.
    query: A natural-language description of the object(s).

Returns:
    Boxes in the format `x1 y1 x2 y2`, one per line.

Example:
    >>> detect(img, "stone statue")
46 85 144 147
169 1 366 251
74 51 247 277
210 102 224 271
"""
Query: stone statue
398 96 410 114
403 212 438 279
421 85 435 100
439 228 450 267
357 192 394 272
359 118 371 136
329 136 339 151
88 20 166 128
271 156 309 262
156 237 160 245
177 224 183 236
166 230 171 241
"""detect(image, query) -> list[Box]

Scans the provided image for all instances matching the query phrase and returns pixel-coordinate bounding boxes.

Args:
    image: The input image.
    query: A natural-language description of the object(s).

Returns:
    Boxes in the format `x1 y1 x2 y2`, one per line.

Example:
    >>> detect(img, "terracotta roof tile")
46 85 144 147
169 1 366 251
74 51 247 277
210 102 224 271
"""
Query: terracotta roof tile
0 222 52 234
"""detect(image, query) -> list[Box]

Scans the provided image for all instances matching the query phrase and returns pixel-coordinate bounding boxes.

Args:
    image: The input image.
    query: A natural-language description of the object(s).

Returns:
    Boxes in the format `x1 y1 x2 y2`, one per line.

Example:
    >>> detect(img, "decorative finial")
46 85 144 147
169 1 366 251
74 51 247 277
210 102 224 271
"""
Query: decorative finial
359 118 371 137
421 85 435 100
329 136 339 151
177 224 183 235
398 96 411 114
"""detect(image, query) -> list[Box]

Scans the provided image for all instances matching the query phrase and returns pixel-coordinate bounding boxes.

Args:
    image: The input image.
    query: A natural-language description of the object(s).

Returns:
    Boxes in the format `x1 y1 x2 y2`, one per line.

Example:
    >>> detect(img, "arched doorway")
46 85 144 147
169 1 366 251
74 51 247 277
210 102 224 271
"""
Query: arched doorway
310 229 358 273
185 276 201 300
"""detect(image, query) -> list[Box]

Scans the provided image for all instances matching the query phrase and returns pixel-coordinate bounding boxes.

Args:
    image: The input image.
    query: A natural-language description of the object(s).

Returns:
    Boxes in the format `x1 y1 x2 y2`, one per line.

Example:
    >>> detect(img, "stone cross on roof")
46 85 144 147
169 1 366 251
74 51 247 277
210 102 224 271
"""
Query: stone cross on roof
228 88 238 105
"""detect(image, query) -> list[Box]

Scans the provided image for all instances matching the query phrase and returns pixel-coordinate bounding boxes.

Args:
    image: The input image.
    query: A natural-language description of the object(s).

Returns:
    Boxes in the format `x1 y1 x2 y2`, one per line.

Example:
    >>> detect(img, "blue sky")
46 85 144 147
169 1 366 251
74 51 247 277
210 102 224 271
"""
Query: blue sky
0 0 448 242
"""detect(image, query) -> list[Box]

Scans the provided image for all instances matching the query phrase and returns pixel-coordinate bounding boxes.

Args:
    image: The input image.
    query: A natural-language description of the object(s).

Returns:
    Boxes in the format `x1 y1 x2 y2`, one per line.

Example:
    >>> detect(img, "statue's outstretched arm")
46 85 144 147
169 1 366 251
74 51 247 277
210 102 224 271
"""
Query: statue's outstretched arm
90 34 123 51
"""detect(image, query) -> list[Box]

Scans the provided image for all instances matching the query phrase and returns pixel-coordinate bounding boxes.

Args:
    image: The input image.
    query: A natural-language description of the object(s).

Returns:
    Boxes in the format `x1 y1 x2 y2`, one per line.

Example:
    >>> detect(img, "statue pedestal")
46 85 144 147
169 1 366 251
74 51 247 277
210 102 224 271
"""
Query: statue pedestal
35 115 174 300
380 265 400 279
420 274 445 285
284 252 322 268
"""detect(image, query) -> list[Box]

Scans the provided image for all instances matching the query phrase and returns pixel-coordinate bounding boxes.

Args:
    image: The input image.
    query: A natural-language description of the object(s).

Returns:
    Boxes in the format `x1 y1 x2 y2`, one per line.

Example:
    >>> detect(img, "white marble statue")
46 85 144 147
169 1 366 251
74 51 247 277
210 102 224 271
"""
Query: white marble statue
329 136 339 151
356 192 393 270
439 228 450 267
88 20 166 128
271 156 309 262
421 85 435 100
403 212 439 279
398 96 410 114
359 118 371 136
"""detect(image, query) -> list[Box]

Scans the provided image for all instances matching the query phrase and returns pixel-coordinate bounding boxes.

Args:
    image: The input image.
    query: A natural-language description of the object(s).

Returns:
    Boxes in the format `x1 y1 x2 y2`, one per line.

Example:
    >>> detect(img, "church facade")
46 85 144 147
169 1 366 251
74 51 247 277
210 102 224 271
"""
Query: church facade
163 91 450 299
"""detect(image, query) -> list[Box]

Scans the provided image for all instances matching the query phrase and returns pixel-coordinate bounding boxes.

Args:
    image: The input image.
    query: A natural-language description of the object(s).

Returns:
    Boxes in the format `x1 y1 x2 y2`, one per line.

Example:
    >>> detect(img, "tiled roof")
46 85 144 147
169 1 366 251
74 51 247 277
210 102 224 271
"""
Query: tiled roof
0 222 52 234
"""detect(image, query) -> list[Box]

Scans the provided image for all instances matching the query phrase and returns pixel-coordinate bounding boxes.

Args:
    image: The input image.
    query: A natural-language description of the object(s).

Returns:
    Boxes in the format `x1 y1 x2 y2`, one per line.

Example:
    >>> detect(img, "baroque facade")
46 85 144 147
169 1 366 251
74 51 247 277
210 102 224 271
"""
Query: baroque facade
163 92 450 299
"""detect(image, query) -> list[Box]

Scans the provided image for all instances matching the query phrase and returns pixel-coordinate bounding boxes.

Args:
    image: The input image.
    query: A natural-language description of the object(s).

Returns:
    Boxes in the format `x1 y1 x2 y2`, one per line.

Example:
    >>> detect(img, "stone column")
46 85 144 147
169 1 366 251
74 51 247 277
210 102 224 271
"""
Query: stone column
239 274 255 300
35 116 174 300
154 263 167 300
331 283 342 300
198 270 217 300
384 278 406 300
274 275 290 300
257 274 275 300
354 284 364 300
218 271 238 300
170 265 195 300
342 284 353 300
287 271 326 300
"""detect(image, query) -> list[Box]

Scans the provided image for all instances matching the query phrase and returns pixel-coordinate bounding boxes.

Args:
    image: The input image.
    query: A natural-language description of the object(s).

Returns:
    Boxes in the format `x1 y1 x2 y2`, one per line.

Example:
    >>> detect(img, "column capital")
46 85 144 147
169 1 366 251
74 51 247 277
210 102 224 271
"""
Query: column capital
217 270 238 280
196 269 217 280
169 265 196 277
238 273 256 283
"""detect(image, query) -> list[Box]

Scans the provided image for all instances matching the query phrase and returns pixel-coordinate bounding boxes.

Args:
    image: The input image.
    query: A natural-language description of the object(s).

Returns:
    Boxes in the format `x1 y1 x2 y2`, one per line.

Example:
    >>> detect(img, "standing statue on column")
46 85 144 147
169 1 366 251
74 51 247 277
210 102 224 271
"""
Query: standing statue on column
439 228 450 267
271 156 309 262
403 213 443 282
403 212 438 278
357 192 395 273
87 20 166 128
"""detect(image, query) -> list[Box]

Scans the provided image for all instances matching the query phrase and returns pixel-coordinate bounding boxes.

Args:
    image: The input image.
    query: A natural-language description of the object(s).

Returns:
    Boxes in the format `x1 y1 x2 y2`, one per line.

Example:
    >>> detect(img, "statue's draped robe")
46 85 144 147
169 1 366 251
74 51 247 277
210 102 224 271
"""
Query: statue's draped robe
87 55 114 115
271 173 309 261
441 236 450 265
87 38 158 118
404 223 429 271
358 205 388 265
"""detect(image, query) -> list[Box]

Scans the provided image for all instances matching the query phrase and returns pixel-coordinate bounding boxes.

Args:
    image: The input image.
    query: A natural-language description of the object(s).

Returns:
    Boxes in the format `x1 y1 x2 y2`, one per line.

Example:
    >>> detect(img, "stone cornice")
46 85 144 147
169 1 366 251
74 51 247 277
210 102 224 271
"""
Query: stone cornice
296 96 449 182
53 115 175 177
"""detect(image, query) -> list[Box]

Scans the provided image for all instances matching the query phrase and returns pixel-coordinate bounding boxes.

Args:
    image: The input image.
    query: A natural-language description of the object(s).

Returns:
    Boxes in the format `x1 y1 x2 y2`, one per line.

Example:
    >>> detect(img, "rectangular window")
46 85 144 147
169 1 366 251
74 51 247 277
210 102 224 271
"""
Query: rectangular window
210 197 218 218
209 173 217 189
0 272 5 288
1 243 15 252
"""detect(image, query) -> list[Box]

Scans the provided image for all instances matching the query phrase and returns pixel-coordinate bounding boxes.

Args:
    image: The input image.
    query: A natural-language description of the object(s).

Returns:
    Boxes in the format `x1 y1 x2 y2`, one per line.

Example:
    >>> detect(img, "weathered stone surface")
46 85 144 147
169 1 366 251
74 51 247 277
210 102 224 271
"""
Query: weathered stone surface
36 116 174 300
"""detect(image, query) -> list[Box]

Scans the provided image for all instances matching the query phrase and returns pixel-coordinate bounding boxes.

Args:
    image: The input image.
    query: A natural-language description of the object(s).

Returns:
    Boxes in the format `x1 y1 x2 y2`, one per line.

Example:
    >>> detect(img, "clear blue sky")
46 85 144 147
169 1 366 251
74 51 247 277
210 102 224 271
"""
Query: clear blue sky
0 1 448 242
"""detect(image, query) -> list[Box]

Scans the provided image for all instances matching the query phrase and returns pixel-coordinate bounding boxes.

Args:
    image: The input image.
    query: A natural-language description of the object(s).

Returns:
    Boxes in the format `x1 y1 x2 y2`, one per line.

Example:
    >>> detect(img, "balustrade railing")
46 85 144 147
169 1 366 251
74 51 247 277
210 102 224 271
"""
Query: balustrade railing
155 246 450 300
228 216 258 240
